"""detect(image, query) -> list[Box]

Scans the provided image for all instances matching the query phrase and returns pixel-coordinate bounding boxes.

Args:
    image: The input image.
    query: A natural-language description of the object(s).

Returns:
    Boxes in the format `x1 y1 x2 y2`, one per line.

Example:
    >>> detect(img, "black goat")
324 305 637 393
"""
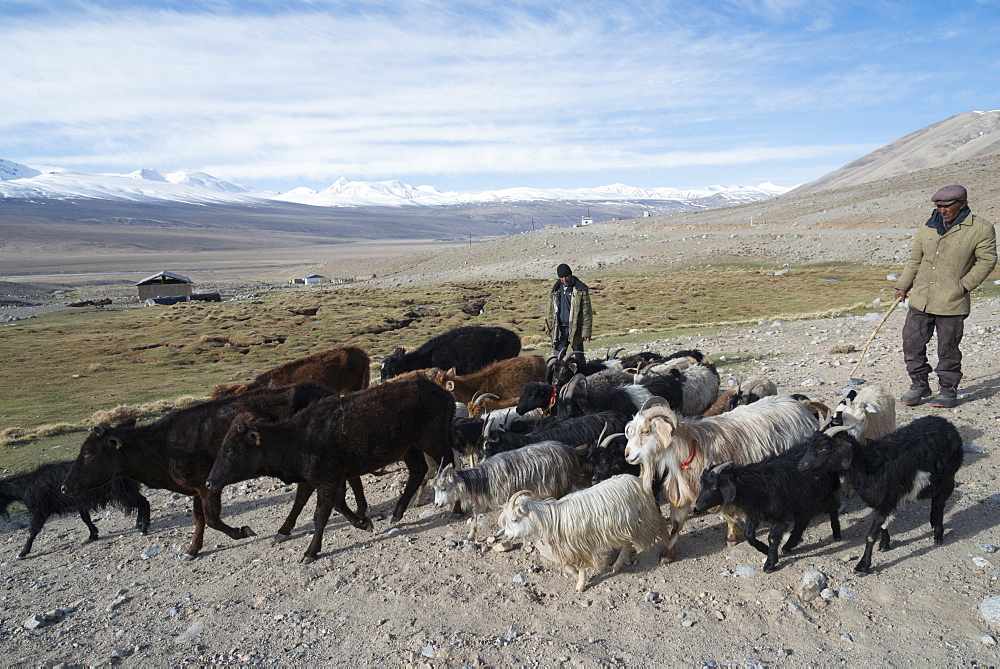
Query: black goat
797 415 963 573
518 370 690 418
555 363 719 419
692 445 841 572
0 461 150 558
587 430 641 484
483 411 630 460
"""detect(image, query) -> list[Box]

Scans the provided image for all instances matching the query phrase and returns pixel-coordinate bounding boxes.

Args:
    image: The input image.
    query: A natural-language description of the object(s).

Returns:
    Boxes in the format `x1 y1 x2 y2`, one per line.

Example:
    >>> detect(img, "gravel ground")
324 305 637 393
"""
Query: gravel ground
2 281 999 667
3 211 1000 666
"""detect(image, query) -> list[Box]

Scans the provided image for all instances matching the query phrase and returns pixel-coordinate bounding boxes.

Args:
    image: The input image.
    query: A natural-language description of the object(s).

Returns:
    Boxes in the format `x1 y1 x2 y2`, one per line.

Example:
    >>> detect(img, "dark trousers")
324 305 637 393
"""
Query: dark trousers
902 307 966 388
553 324 583 358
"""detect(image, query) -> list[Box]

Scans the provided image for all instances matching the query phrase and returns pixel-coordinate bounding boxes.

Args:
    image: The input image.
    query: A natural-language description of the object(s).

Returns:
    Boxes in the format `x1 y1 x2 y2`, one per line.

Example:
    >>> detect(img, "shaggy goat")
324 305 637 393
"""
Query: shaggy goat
483 411 631 460
692 446 841 572
624 395 819 562
797 415 963 573
498 474 672 592
704 376 779 416
825 385 896 443
1 461 150 558
430 440 591 540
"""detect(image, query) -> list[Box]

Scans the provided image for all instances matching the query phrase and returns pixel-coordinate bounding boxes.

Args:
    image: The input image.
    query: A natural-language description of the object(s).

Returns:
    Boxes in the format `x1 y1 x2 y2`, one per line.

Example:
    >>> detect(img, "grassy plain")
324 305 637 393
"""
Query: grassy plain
0 262 928 472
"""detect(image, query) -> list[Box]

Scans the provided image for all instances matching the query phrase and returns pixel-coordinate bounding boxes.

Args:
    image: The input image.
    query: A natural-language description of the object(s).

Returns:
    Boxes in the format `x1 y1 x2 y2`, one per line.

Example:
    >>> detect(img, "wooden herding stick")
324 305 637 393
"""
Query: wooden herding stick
848 294 903 381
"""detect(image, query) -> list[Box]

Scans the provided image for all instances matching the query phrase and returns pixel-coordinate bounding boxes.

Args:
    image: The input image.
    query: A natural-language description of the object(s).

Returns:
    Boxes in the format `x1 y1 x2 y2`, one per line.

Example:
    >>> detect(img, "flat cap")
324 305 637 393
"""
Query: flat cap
931 185 968 204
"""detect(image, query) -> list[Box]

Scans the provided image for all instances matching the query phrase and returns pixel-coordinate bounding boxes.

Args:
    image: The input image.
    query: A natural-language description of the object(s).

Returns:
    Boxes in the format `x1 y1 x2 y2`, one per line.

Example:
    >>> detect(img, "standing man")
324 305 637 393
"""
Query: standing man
545 263 593 358
895 185 997 408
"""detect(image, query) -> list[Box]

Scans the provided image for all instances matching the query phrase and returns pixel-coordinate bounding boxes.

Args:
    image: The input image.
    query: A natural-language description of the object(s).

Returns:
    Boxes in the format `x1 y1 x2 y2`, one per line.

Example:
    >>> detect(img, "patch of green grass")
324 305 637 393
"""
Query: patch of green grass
0 262 905 472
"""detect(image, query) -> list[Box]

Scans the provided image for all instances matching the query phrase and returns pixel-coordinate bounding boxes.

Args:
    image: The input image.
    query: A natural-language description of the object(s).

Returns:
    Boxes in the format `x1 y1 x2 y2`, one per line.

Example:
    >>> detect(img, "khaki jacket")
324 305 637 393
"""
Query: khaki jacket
545 278 593 349
896 212 997 315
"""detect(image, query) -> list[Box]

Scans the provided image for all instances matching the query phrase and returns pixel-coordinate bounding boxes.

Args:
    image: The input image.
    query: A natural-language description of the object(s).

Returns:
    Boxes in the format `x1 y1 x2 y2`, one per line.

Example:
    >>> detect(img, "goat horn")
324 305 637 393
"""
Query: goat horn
473 392 499 406
611 347 625 359
711 461 734 474
508 489 534 504
638 359 660 375
823 424 853 437
596 421 608 446
638 396 669 413
599 431 625 449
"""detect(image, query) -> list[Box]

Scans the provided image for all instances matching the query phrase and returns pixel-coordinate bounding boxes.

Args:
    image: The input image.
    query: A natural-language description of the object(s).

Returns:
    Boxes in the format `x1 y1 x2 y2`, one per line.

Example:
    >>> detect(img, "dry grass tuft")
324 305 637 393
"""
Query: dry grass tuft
34 423 79 438
88 395 206 427
0 427 31 447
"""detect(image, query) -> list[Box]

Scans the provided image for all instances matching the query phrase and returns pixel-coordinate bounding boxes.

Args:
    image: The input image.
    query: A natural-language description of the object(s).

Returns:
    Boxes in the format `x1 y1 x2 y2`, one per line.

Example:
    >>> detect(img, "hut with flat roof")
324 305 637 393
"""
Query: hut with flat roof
136 271 194 301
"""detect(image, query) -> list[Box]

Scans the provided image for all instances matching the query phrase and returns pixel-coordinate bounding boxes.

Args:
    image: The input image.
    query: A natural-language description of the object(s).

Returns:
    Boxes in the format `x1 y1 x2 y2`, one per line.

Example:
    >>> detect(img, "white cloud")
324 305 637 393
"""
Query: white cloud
1 1 996 189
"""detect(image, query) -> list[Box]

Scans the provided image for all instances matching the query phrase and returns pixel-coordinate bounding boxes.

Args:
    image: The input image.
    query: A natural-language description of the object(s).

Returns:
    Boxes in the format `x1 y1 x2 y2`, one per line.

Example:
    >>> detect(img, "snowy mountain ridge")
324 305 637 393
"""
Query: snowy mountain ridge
0 158 789 208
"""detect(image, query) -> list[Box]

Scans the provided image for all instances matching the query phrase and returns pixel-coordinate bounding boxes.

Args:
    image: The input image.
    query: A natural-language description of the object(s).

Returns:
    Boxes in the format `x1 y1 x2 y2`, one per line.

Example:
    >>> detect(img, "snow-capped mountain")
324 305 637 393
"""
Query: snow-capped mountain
0 159 259 204
0 158 789 208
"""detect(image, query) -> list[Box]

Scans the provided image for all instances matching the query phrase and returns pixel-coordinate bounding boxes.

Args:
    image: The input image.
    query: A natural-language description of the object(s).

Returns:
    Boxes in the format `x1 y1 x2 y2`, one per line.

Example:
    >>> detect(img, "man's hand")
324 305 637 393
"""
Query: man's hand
894 289 908 300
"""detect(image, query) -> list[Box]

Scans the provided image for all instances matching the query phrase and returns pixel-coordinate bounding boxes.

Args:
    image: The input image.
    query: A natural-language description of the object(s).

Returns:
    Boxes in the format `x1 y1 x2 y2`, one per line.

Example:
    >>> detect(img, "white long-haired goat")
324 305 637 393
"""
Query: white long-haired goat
624 394 819 563
827 385 896 443
498 474 671 592
431 440 590 540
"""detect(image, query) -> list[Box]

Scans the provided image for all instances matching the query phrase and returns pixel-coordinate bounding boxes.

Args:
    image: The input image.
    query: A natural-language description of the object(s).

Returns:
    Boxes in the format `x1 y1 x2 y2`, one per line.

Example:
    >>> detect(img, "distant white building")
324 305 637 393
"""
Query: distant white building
290 274 327 285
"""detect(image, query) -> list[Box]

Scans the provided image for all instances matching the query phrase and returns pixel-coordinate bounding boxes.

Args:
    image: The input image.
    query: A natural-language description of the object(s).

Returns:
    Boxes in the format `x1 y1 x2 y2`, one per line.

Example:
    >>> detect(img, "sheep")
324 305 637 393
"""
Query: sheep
825 385 896 443
498 474 672 592
624 394 819 563
0 461 150 558
797 415 963 573
430 440 591 540
692 446 841 572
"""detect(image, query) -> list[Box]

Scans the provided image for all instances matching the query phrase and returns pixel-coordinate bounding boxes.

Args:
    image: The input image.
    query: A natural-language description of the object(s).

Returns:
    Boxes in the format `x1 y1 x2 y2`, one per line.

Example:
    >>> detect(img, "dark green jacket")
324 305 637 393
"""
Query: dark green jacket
896 211 997 315
545 278 592 349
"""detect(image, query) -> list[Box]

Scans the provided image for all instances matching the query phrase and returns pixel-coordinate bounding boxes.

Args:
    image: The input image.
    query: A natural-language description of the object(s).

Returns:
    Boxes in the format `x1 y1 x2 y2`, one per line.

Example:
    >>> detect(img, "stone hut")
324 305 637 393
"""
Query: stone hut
136 271 194 301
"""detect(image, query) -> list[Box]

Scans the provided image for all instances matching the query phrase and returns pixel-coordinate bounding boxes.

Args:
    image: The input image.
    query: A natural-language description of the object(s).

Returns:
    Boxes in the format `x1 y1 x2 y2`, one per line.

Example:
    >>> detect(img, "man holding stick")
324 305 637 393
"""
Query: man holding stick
895 185 997 408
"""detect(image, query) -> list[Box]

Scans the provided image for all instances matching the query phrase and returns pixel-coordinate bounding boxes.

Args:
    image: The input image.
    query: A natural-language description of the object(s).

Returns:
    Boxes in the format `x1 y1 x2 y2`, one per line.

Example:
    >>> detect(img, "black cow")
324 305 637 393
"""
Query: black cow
1 461 150 558
205 378 456 563
61 383 359 559
379 326 521 381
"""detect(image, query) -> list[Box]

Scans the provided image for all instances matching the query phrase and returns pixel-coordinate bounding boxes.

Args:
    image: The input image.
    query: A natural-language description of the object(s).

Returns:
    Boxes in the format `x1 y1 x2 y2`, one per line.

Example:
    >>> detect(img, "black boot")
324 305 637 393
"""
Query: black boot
930 385 958 408
899 376 931 406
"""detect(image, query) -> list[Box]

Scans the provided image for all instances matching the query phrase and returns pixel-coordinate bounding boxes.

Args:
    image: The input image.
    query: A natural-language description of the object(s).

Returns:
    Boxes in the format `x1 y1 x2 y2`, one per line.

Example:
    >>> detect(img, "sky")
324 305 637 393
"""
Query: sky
2 0 998 194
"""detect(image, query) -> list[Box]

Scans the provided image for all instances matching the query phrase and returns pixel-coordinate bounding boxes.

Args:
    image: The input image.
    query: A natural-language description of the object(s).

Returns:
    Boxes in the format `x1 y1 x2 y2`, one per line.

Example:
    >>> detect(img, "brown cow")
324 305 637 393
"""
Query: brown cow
432 356 547 418
213 345 370 399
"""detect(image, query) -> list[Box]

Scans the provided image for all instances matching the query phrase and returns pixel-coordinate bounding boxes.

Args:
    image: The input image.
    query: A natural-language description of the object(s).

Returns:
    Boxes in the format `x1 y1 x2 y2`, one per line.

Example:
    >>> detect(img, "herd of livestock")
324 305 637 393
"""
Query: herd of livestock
1 325 964 591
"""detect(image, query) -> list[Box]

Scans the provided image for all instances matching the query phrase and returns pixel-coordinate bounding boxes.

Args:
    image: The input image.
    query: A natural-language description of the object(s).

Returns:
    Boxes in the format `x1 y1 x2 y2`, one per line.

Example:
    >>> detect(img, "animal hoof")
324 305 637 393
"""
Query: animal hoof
180 553 197 562
853 565 871 575
16 554 27 560
240 526 257 538
301 555 316 564
764 564 777 573
273 533 290 544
